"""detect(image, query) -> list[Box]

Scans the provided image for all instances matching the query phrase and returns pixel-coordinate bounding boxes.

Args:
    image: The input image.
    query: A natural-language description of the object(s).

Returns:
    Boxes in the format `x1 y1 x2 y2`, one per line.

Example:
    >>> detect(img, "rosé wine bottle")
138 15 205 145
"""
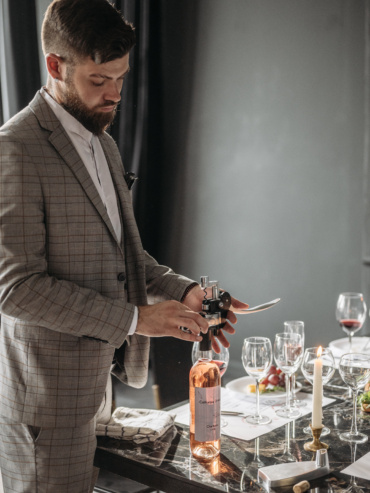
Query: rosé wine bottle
189 327 221 461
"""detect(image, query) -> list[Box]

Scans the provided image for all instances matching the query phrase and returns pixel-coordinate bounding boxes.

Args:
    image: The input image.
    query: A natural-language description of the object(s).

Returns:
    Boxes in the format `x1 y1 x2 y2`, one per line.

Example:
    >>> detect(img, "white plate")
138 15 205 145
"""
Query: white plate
225 376 301 399
328 337 370 358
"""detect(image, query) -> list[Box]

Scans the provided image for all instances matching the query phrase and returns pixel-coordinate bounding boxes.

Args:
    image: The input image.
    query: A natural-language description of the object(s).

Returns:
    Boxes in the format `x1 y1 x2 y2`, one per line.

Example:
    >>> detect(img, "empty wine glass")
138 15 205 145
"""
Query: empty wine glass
276 421 297 462
274 332 303 419
346 442 365 493
338 353 370 443
301 347 336 436
192 341 229 378
241 337 272 425
336 293 367 353
284 321 304 407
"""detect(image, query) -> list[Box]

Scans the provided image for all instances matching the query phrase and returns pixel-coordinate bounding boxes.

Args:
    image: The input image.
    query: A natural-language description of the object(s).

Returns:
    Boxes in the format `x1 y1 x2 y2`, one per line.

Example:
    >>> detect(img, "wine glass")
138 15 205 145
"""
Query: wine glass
274 332 303 419
241 337 272 425
336 293 367 352
346 442 365 493
284 321 304 407
338 353 370 443
192 341 229 378
301 347 336 436
276 421 297 462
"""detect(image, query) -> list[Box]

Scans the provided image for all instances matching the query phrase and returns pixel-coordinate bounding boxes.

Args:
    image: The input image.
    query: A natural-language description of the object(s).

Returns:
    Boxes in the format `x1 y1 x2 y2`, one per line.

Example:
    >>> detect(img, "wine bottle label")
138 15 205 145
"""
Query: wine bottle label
194 386 221 442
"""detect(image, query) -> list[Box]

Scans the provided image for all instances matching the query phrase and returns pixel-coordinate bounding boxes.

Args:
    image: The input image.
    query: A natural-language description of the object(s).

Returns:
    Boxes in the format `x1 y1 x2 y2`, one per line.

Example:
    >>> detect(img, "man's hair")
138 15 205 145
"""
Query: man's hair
42 0 135 64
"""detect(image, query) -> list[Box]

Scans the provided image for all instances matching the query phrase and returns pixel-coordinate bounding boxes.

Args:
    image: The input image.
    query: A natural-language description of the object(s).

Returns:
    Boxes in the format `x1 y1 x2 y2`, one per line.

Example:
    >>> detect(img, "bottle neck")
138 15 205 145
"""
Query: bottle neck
199 325 213 352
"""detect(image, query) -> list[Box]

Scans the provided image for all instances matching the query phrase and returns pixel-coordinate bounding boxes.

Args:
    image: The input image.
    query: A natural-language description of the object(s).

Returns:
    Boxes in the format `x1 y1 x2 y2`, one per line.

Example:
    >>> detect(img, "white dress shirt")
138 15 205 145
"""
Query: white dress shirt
41 88 137 335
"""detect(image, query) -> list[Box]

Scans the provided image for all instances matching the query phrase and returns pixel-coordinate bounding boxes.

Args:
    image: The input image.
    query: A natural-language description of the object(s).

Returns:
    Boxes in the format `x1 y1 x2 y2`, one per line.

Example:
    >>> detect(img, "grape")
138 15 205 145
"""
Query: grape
268 374 280 386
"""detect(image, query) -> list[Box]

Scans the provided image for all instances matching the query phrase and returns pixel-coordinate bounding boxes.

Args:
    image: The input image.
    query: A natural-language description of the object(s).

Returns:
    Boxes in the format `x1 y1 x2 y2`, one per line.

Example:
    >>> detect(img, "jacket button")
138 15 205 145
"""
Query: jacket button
117 273 126 282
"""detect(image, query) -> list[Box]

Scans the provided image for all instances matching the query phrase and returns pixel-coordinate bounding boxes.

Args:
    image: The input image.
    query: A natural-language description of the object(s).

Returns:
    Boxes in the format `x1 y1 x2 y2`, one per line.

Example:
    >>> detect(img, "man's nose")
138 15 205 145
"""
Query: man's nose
105 83 121 103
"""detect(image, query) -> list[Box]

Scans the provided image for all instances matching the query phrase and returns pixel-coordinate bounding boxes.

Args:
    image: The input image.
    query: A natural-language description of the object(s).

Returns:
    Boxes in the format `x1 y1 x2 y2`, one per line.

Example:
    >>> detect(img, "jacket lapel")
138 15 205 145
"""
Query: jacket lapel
29 92 120 245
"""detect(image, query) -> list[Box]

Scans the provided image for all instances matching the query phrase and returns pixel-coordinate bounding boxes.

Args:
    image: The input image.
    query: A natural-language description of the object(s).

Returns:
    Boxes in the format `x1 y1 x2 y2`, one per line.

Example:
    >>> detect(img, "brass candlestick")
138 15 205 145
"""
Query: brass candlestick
304 424 329 452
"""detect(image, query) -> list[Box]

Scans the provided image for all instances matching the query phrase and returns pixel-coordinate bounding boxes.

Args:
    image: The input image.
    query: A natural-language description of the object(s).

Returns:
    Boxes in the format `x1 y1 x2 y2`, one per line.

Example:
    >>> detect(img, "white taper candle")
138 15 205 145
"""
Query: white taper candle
312 346 323 428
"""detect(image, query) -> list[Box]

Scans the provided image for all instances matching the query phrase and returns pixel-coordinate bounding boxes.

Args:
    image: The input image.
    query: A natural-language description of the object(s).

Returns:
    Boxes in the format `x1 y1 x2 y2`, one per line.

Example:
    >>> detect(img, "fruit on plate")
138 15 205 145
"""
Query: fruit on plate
246 365 286 394
358 391 370 412
246 383 267 394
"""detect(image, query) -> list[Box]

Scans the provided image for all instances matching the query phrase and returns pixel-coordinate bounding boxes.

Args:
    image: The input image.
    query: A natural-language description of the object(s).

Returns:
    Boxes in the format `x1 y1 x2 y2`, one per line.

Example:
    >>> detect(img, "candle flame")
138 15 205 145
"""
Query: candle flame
317 346 322 358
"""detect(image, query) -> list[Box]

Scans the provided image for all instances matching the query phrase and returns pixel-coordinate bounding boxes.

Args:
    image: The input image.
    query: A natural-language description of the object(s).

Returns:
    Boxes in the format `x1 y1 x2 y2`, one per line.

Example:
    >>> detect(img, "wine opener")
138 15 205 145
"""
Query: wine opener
199 276 231 335
179 276 231 335
257 449 330 490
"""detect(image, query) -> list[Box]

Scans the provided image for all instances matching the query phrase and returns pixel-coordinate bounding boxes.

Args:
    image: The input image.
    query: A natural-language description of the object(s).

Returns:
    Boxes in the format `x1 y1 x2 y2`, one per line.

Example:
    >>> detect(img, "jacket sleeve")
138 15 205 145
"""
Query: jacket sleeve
143 250 197 304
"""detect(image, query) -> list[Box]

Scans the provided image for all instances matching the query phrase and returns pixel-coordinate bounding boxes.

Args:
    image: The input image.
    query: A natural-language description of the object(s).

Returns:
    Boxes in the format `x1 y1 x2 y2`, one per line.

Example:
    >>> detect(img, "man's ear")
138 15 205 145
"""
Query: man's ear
45 53 65 81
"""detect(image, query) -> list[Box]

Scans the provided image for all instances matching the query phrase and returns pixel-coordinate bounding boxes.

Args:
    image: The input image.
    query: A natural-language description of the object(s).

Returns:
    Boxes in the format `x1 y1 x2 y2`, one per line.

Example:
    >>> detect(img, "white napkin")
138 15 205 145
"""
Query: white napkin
341 451 370 481
95 407 176 444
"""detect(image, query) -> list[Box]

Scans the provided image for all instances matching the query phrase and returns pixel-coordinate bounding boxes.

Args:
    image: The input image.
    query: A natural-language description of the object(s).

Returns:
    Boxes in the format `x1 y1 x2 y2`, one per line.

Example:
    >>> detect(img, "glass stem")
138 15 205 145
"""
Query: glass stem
349 332 353 353
255 437 260 460
350 388 359 436
285 373 291 409
255 378 261 418
291 373 296 404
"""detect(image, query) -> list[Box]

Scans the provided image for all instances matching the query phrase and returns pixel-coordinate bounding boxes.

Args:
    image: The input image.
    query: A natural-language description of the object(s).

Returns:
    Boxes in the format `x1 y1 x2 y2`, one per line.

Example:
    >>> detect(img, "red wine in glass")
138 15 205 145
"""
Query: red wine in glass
340 319 362 335
336 293 367 353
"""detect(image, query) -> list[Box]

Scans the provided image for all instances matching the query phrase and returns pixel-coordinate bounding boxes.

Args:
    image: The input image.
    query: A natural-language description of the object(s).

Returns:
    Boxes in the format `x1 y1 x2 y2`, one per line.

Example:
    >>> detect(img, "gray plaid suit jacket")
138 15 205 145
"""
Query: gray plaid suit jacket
0 91 193 428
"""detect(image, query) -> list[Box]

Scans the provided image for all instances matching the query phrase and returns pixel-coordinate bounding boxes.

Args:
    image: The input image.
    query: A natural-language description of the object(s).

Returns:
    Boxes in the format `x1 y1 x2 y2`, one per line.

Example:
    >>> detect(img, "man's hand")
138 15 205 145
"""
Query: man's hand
183 284 249 352
136 300 209 342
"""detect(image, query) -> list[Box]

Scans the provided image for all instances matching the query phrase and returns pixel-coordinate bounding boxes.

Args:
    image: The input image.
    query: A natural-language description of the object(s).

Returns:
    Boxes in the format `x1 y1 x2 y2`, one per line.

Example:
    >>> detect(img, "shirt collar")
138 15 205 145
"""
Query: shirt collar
41 87 93 145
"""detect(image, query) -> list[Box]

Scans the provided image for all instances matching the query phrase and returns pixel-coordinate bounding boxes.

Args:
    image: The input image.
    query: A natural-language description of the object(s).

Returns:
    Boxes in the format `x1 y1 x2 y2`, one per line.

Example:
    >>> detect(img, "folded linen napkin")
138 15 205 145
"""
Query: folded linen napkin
95 407 176 444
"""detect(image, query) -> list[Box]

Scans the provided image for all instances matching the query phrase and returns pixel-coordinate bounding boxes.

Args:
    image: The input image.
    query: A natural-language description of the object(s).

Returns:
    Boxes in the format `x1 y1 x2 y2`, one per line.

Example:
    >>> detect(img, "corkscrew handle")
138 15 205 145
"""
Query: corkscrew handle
180 277 232 336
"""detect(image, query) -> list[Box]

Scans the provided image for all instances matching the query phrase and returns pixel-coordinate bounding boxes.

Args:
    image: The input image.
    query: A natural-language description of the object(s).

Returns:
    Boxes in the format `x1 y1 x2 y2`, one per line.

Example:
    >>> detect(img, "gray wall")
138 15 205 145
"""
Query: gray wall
35 0 49 84
159 0 366 376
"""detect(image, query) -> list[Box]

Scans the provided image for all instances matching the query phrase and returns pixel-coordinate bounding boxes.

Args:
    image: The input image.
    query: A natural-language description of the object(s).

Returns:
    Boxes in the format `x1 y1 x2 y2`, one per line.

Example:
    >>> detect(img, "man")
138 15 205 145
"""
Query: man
0 0 247 491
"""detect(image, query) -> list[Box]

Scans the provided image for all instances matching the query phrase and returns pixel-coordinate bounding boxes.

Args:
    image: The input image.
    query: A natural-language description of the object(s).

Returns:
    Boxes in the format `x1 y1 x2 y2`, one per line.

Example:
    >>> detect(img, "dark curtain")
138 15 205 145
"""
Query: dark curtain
0 0 41 123
112 1 193 408
110 0 163 260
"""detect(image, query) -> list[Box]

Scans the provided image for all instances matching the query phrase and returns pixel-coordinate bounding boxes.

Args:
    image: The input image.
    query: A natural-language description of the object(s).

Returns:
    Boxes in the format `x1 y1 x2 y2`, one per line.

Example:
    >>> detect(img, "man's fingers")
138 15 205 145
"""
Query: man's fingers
137 301 209 338
177 327 202 342
226 310 237 324
181 310 209 333
221 321 236 334
230 297 249 311
215 330 230 349
211 330 230 353
178 313 209 336
212 336 221 354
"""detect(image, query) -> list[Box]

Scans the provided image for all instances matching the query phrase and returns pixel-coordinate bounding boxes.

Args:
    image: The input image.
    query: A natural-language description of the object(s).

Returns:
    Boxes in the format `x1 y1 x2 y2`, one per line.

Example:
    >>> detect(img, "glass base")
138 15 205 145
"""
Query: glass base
339 431 368 444
277 451 297 462
303 425 330 436
291 398 307 408
275 406 301 419
243 414 271 425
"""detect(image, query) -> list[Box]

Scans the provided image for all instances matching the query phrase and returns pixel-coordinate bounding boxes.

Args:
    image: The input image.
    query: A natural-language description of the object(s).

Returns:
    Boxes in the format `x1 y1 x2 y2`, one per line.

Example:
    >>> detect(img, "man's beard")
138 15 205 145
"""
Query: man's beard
61 82 118 135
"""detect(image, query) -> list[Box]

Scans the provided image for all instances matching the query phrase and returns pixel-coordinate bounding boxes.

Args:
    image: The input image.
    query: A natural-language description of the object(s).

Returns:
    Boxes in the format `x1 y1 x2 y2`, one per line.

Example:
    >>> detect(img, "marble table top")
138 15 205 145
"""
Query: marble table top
95 380 370 492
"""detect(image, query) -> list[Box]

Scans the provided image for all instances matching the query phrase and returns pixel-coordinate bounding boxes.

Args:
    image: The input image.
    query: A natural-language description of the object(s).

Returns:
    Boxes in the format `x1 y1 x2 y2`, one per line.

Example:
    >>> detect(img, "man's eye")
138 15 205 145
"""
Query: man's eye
92 81 104 87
